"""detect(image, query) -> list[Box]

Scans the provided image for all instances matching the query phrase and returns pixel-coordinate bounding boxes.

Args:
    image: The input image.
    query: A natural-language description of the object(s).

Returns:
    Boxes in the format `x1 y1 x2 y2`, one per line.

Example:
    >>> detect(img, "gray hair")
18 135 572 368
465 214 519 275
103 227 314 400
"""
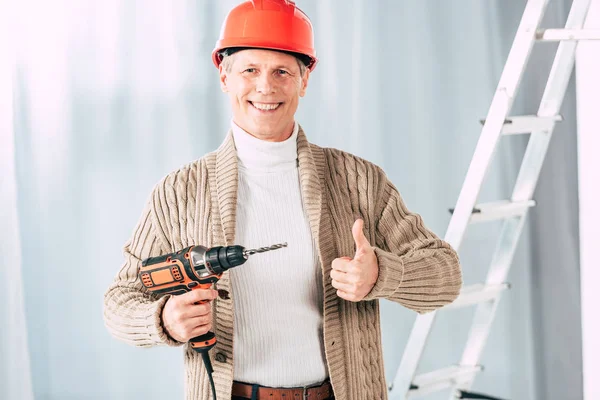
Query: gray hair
221 52 307 77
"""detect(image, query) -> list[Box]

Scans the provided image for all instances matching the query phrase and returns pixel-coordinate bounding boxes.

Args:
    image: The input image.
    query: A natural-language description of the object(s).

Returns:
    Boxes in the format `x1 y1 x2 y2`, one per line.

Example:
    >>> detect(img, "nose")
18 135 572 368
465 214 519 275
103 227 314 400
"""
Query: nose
255 72 275 94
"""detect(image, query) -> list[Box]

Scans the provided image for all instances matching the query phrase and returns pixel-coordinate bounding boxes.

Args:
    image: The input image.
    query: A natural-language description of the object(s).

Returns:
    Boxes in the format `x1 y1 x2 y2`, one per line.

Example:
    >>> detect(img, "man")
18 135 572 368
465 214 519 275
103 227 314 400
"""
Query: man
103 1 462 399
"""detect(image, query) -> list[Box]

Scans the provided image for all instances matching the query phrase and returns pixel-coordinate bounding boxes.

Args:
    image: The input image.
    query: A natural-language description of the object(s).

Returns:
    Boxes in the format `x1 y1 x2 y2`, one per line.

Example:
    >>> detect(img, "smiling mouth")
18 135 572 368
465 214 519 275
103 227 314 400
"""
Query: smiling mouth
249 101 282 111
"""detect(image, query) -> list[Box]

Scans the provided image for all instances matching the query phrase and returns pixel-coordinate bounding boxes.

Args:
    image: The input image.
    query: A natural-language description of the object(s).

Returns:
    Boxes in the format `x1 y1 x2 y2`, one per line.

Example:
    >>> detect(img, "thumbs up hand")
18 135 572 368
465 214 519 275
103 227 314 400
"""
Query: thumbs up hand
330 219 379 302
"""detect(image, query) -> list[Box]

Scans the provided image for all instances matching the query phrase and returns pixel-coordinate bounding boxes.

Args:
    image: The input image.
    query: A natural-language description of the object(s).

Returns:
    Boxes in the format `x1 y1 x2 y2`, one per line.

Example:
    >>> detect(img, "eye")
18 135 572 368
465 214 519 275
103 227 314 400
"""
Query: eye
243 68 257 73
276 69 289 75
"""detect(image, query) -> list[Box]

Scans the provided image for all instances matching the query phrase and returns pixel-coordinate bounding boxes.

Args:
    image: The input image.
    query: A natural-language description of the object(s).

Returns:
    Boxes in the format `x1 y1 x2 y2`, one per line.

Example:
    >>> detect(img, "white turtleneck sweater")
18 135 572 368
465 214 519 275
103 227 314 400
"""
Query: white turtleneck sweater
229 121 328 387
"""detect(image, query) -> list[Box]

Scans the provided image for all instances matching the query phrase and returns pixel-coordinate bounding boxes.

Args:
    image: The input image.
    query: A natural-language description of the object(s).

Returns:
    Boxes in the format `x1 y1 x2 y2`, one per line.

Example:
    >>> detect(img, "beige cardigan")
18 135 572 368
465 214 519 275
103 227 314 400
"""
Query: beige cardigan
103 128 462 400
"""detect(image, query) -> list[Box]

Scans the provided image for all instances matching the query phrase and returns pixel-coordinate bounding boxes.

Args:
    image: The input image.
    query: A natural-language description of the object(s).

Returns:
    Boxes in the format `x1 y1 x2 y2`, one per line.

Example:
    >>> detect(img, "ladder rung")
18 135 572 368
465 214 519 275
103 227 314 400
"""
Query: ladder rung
469 200 535 223
480 115 563 135
445 283 510 309
408 365 482 398
458 390 507 400
536 29 600 41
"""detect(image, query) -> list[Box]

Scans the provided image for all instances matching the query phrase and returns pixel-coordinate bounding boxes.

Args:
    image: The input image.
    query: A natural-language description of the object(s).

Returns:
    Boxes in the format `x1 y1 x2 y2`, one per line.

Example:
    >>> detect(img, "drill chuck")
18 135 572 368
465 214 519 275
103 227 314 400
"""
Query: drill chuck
192 243 288 276
202 245 248 274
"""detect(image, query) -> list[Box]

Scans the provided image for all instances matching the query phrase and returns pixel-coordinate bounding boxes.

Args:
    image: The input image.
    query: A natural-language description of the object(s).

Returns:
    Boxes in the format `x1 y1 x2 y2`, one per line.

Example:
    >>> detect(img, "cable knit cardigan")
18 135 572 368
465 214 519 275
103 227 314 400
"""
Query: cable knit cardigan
103 128 462 400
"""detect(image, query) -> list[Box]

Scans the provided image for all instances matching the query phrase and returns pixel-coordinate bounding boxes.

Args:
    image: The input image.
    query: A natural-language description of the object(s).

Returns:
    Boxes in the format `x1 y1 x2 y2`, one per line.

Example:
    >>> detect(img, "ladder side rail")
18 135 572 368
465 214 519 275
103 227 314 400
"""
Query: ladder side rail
514 0 592 201
464 214 530 362
444 0 552 250
388 313 436 396
449 214 531 398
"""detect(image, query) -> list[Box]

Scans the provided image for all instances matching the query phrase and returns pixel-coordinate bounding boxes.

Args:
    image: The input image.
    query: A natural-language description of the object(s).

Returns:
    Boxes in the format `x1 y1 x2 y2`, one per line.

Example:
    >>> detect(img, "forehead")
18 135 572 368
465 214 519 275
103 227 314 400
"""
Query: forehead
233 49 299 67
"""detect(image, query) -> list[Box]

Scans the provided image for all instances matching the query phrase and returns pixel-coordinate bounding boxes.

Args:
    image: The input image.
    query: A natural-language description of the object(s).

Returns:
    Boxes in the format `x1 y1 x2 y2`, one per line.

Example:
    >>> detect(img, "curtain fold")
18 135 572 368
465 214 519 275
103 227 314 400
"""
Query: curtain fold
1 4 35 395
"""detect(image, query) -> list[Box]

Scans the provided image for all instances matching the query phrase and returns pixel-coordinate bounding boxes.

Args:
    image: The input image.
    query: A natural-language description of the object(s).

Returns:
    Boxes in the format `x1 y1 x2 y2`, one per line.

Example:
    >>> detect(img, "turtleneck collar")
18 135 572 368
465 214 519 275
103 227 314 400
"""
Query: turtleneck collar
231 121 299 173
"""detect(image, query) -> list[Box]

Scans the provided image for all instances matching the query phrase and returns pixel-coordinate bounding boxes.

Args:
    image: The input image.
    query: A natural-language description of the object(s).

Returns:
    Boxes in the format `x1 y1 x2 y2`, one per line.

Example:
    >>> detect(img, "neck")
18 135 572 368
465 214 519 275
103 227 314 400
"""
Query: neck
232 120 296 142
231 121 299 172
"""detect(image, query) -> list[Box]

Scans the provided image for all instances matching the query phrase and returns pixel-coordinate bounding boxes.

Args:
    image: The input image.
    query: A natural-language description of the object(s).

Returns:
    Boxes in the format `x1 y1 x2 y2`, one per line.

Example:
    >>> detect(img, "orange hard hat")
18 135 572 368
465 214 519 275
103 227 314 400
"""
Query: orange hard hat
212 0 318 71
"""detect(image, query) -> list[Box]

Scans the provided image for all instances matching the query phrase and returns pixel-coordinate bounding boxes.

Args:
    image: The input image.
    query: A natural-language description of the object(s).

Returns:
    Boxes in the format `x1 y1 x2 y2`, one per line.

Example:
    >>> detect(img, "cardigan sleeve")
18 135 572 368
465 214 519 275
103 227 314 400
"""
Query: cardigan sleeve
362 175 462 313
102 187 183 348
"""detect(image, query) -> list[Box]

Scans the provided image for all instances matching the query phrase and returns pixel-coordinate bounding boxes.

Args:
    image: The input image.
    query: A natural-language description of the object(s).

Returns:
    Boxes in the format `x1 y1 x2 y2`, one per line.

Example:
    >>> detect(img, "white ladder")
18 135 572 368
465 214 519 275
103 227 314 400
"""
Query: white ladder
389 0 600 399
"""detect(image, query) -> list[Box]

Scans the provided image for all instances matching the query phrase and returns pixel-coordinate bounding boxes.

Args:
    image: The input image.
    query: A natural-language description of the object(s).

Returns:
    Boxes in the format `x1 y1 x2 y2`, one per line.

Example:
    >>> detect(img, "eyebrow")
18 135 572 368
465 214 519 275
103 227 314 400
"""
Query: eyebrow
240 62 294 70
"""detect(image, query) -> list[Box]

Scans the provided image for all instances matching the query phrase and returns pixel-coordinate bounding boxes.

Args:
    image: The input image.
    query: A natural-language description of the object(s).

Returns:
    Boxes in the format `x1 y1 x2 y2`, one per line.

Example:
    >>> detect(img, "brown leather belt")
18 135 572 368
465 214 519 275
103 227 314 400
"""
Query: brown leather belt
232 379 333 400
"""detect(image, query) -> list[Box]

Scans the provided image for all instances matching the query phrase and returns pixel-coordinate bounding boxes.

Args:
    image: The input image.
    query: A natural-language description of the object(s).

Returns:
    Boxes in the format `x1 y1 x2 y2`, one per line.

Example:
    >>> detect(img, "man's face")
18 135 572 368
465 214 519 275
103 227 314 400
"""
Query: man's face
219 49 309 142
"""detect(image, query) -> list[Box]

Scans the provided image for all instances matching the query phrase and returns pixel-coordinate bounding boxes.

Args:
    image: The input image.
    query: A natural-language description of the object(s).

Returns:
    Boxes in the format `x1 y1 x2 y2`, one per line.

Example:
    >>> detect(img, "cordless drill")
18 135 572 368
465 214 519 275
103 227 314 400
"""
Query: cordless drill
139 242 287 399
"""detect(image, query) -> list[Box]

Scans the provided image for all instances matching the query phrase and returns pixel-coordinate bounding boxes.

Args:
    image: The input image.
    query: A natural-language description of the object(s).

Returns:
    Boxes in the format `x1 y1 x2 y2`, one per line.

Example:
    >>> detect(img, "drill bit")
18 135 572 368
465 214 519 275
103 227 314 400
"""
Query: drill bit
244 242 288 257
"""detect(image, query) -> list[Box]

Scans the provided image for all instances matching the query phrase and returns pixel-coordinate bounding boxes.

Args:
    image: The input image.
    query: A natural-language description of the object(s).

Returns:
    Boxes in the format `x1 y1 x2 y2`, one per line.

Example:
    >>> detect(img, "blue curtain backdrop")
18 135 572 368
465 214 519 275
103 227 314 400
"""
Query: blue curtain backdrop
3 1 581 399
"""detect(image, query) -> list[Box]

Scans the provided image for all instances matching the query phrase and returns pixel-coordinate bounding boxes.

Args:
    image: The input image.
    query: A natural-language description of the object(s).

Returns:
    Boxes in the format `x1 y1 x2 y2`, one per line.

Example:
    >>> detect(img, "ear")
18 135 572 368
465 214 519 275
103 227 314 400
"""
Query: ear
299 70 310 97
219 64 228 92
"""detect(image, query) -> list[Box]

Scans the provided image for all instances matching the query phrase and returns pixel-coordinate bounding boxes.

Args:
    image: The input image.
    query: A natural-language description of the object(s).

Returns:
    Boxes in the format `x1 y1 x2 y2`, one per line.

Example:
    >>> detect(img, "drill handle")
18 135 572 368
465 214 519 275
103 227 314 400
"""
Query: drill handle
188 284 217 353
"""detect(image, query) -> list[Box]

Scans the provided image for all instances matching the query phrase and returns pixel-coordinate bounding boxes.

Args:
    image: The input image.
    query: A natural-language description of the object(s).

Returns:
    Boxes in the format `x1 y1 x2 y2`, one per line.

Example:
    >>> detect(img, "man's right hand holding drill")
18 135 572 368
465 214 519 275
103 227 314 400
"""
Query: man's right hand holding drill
161 289 218 343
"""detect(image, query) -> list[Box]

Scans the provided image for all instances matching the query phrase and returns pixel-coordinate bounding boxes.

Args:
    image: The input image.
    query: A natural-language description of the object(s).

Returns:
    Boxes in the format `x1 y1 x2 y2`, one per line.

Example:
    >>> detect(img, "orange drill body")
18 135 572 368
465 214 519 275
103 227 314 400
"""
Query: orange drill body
140 245 222 295
139 245 227 351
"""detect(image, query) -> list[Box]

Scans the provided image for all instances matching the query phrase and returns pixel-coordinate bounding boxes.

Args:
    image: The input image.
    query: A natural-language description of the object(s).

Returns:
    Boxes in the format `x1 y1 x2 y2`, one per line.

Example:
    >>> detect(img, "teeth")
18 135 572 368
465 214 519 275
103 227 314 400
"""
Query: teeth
252 102 280 111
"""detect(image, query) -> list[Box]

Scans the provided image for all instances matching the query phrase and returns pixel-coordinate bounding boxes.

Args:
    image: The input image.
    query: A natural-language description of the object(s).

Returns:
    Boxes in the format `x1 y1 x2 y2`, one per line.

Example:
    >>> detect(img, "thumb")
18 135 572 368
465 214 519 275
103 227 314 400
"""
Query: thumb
352 219 371 257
